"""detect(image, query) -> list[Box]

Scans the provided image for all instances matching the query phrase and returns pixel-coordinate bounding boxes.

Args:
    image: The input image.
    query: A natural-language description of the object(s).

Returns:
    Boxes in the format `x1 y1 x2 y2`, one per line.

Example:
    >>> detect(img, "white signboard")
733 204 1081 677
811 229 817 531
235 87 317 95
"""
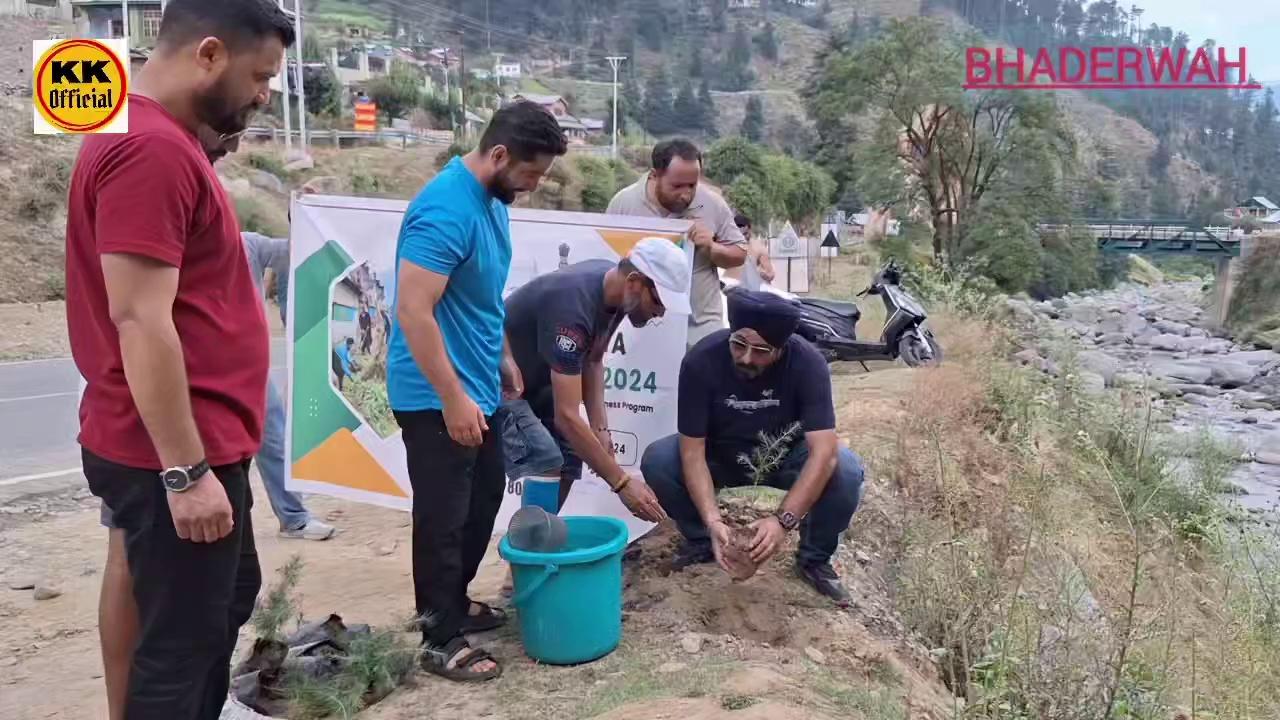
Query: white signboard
285 195 692 542
770 222 807 259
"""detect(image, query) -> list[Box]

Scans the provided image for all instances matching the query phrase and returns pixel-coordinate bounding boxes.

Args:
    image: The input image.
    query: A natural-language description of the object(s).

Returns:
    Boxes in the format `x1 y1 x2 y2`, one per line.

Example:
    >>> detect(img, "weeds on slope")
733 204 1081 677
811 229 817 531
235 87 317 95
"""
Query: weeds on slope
885 298 1280 718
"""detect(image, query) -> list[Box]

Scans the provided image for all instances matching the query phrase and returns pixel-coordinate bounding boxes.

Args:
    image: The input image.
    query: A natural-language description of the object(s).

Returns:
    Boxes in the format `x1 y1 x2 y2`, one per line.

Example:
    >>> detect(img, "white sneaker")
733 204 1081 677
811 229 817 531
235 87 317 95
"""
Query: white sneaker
279 520 337 541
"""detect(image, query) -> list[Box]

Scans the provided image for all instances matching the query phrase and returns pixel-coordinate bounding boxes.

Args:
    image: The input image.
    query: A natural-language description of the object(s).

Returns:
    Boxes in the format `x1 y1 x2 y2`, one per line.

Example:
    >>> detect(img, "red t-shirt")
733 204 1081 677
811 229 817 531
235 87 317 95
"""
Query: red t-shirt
66 95 269 470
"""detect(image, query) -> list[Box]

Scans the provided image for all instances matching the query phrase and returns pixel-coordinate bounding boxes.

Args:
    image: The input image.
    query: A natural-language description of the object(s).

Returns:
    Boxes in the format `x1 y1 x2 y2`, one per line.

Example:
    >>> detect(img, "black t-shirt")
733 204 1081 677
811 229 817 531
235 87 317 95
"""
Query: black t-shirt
678 329 836 469
505 259 622 407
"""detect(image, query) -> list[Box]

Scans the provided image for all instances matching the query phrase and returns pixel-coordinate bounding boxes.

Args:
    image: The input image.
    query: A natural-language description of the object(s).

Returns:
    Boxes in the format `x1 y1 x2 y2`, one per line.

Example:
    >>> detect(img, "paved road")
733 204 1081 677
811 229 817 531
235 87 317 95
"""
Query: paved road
0 338 287 503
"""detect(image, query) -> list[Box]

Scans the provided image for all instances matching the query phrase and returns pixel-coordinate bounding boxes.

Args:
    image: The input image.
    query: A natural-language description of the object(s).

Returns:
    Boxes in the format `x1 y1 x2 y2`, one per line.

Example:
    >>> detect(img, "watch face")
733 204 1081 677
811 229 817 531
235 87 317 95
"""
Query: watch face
162 468 190 492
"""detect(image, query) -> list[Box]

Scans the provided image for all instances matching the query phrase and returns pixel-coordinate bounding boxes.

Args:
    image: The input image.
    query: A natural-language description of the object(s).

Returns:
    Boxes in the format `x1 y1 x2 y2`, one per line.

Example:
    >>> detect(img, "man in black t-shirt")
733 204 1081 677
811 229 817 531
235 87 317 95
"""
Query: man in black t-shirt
501 238 691 522
641 290 866 604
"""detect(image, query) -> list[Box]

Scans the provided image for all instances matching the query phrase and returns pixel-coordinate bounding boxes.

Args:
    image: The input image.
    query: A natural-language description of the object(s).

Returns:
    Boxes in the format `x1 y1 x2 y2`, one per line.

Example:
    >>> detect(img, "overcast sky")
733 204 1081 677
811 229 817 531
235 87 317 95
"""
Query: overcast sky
1140 0 1280 81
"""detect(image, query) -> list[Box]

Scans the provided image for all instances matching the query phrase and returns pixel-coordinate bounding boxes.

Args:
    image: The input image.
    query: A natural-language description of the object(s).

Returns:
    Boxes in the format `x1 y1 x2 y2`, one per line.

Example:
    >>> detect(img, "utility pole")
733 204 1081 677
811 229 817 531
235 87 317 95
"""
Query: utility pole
291 0 308 158
442 49 452 134
458 33 467 140
121 0 129 42
485 0 491 51
606 56 626 160
277 0 292 154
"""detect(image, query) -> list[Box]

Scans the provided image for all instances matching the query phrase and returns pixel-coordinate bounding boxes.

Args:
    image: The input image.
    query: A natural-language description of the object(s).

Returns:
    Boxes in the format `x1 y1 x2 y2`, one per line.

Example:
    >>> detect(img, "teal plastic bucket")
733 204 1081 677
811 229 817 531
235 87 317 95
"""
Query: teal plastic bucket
499 516 627 665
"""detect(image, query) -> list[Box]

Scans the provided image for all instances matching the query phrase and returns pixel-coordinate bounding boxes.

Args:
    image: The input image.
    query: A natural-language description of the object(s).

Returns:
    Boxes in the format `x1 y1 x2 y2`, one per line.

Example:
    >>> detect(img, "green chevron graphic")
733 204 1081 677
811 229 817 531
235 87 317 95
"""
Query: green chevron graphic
291 240 362 463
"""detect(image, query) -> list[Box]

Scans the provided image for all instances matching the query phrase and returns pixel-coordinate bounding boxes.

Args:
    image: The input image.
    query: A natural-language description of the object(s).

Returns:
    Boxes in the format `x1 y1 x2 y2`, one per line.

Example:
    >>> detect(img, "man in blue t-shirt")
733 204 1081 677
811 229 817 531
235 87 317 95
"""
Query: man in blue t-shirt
641 290 866 605
387 102 567 682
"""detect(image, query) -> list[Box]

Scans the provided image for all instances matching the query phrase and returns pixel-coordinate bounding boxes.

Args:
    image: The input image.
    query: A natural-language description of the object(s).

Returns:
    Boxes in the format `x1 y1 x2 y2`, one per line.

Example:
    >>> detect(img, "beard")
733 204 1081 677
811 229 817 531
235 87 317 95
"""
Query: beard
734 362 764 379
488 171 520 205
194 75 258 136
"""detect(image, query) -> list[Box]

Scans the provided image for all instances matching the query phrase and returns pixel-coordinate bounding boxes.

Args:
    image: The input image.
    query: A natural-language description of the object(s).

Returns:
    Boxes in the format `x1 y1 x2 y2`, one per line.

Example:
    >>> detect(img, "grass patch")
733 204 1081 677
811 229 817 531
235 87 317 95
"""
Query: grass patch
808 663 906 719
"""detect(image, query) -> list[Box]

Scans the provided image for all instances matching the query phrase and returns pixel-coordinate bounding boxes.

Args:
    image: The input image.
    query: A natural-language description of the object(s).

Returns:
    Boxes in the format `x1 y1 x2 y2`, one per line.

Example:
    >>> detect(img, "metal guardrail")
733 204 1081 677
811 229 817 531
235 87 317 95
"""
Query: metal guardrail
242 127 614 156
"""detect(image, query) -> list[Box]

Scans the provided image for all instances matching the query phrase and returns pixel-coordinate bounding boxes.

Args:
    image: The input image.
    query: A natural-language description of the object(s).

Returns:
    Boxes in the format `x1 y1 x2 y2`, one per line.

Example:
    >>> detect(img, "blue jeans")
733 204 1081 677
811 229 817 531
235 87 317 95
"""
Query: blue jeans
641 434 865 567
498 397 583 481
260 378 310 531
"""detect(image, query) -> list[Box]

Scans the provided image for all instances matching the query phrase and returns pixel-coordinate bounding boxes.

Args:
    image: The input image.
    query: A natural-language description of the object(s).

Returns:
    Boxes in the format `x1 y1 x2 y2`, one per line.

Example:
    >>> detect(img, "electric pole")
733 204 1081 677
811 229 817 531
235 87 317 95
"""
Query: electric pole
606 56 627 160
278 0 293 154
458 33 467 140
121 0 129 42
290 0 308 158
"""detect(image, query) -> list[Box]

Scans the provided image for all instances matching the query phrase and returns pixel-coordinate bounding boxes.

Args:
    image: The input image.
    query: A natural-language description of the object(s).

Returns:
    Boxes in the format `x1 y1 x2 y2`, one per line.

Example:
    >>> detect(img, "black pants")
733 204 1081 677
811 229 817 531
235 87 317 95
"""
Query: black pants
84 449 261 720
394 409 506 646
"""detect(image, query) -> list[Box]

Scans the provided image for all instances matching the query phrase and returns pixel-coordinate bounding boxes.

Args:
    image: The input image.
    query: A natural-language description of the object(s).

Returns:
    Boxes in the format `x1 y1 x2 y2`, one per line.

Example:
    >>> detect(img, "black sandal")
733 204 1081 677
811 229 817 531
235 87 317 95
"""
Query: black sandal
461 601 508 633
420 635 502 683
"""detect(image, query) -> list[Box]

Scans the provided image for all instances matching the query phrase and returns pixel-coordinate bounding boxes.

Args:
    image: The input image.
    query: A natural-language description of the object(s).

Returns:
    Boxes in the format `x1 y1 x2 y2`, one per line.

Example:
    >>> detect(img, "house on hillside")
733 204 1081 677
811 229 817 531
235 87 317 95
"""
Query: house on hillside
2 0 72 20
728 0 761 8
1232 196 1279 219
510 92 594 142
72 0 163 48
495 62 521 79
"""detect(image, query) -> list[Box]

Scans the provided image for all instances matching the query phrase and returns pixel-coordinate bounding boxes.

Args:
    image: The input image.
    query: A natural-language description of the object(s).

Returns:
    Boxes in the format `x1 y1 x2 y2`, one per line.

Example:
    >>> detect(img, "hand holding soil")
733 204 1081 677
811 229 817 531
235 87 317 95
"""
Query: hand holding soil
748 516 786 565
712 519 759 581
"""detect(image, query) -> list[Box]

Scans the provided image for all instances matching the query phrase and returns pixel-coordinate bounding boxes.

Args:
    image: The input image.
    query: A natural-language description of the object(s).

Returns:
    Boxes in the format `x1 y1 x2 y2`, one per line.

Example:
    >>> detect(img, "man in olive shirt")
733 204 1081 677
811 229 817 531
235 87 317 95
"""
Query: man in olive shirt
606 139 747 349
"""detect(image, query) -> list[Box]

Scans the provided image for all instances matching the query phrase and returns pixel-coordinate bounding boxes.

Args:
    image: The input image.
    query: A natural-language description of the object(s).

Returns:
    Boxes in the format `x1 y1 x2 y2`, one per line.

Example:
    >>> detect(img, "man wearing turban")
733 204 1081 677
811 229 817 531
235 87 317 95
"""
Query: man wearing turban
641 290 866 604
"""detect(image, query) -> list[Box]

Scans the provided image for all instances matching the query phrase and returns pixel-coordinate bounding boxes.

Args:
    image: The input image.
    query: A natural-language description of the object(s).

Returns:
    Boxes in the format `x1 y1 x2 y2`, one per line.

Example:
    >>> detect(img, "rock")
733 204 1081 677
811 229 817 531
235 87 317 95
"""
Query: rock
249 169 285 194
1183 394 1216 407
1077 351 1120 385
1149 360 1213 386
1078 371 1107 395
1239 399 1277 411
33 585 62 601
1067 305 1101 325
1242 415 1259 425
1187 328 1210 339
1014 348 1042 365
1171 384 1221 397
1150 334 1188 352
854 549 872 565
376 541 398 556
658 661 688 674
1004 299 1037 325
6 579 36 591
1227 350 1280 366
1153 320 1191 336
1199 339 1234 354
283 155 315 172
219 176 252 198
1255 452 1280 466
1181 337 1211 353
1097 332 1131 346
681 633 704 654
1203 361 1258 389
804 646 827 665
1134 329 1162 346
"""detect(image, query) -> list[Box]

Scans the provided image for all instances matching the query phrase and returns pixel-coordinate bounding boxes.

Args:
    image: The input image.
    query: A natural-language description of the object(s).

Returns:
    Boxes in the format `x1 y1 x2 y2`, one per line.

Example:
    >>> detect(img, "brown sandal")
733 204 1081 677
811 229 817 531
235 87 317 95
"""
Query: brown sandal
420 636 502 683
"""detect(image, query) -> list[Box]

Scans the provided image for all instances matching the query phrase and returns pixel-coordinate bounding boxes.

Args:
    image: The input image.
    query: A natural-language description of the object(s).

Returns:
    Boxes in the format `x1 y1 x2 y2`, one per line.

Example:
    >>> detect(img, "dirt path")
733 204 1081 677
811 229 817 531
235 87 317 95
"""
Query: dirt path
0 360 955 720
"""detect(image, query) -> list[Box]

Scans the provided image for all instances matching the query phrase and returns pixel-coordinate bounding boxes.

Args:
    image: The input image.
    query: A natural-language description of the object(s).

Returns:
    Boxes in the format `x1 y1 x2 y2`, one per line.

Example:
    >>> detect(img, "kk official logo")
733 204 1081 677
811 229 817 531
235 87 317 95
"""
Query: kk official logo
33 38 129 134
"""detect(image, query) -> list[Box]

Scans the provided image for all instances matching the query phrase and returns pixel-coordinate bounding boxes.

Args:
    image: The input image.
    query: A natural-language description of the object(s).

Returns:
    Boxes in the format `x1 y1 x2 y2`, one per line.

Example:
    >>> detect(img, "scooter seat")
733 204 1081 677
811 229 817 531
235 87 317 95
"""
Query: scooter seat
801 298 861 319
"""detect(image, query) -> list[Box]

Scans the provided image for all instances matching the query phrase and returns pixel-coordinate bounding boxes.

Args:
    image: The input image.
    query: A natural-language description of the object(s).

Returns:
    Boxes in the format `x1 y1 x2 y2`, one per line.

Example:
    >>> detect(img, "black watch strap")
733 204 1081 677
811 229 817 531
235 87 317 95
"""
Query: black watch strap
188 460 211 482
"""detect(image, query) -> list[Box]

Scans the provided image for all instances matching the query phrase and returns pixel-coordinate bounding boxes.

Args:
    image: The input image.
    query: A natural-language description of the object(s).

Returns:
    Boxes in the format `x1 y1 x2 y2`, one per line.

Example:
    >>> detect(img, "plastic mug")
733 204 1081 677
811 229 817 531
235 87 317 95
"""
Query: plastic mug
521 476 560 514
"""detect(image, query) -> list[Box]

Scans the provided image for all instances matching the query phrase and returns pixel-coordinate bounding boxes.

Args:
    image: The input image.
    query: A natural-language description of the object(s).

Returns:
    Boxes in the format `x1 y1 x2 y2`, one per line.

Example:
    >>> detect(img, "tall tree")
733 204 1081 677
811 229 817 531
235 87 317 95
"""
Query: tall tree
756 22 779 61
808 17 1073 261
673 80 701 131
722 22 755 91
697 80 718 135
741 95 766 143
642 65 677 135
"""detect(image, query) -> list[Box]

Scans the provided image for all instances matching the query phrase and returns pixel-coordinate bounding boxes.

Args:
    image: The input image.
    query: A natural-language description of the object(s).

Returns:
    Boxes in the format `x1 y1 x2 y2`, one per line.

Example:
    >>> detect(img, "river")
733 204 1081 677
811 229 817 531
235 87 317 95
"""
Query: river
1006 281 1280 517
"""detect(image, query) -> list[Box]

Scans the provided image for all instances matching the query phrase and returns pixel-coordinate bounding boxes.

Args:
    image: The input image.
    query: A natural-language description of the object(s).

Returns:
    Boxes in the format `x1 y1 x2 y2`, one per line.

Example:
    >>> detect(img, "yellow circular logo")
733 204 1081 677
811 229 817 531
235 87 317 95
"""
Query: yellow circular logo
34 39 128 133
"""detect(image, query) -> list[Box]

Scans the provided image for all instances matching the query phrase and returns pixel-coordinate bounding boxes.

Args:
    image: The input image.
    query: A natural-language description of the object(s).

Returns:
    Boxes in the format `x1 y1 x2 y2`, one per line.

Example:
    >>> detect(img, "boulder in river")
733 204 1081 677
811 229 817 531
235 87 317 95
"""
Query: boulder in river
1077 351 1120 386
1225 350 1280 367
1202 360 1258 389
1149 360 1213 385
1150 334 1188 352
1153 320 1191 336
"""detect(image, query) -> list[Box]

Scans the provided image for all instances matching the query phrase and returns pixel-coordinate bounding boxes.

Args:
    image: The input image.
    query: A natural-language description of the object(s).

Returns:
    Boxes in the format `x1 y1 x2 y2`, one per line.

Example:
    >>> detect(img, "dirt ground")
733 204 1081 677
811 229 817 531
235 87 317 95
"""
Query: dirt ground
0 301 69 361
0 358 957 720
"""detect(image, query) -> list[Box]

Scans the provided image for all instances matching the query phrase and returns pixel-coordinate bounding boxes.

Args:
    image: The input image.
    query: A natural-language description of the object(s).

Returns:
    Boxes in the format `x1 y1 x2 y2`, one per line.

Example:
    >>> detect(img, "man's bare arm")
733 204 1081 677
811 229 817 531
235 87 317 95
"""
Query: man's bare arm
102 253 204 467
551 370 624 485
396 260 466 405
678 435 721 523
581 358 609 431
708 242 747 269
779 430 840 518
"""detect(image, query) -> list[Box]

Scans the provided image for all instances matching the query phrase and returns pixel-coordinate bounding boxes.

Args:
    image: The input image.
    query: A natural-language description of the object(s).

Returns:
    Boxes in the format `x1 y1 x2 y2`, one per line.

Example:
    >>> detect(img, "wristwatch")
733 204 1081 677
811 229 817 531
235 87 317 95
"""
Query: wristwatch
774 509 800 532
161 460 211 493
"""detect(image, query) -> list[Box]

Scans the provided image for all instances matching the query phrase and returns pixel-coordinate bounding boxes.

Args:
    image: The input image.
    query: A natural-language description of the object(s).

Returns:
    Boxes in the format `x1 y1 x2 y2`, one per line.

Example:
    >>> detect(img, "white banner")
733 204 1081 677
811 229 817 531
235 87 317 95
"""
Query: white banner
285 195 692 542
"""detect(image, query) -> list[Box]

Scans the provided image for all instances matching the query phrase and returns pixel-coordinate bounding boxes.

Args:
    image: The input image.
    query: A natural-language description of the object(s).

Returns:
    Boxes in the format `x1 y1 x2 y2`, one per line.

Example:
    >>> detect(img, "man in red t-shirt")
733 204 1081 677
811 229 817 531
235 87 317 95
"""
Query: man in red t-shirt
65 2 294 718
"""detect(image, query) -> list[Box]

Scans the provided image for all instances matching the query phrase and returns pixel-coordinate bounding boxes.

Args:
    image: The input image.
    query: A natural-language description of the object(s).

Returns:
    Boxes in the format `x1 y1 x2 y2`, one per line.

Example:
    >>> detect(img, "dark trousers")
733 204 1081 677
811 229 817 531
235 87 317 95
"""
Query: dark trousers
394 409 506 646
641 434 866 567
84 449 261 720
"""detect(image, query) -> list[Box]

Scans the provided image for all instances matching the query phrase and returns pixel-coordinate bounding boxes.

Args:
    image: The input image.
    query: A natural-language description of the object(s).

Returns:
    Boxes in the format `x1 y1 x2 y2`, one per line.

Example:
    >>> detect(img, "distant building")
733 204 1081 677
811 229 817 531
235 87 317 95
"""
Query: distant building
511 93 592 142
2 0 72 20
495 62 521 79
72 0 163 48
581 118 606 137
1231 196 1279 220
728 0 760 8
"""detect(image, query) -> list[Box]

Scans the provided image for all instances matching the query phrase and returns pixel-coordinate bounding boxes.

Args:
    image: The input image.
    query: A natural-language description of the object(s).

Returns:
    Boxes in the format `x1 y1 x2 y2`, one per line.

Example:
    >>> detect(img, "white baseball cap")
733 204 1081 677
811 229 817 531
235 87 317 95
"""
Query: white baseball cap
627 237 692 315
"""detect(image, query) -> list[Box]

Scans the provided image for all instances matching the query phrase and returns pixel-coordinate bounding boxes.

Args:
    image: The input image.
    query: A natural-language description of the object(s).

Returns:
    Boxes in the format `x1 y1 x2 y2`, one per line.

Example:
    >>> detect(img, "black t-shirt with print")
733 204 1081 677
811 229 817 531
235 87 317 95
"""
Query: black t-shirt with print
677 329 836 470
505 259 622 409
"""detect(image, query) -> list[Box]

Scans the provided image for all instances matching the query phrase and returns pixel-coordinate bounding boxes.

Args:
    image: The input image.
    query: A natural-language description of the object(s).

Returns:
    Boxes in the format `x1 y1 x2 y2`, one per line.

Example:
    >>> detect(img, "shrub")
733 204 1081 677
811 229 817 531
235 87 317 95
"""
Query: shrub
246 152 288 178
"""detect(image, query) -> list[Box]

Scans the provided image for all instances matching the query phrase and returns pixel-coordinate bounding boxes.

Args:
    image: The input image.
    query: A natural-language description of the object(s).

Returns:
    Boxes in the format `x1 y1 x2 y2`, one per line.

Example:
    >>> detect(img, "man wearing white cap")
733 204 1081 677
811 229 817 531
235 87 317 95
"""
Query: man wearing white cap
500 238 691 522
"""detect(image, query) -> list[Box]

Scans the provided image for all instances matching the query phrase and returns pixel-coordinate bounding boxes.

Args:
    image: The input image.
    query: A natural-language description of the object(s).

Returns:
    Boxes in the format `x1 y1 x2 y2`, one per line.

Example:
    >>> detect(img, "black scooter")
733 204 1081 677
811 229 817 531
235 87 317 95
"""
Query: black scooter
723 261 942 369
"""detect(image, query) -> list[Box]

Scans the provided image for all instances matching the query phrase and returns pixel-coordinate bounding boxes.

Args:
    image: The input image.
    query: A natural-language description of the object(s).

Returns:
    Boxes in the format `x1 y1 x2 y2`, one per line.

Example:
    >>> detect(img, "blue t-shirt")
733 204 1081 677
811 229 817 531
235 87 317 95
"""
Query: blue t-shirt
335 343 354 377
387 158 512 415
677 329 835 469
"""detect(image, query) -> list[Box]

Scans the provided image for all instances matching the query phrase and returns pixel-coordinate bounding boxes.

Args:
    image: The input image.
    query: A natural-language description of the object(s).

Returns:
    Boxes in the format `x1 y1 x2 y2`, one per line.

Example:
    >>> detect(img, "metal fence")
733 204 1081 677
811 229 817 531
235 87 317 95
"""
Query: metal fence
243 127 614 157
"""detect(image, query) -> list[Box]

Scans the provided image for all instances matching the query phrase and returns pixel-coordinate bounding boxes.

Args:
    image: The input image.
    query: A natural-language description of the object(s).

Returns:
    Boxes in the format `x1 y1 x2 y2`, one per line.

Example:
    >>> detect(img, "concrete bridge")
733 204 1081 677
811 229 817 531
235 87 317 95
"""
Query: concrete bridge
1036 220 1255 325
